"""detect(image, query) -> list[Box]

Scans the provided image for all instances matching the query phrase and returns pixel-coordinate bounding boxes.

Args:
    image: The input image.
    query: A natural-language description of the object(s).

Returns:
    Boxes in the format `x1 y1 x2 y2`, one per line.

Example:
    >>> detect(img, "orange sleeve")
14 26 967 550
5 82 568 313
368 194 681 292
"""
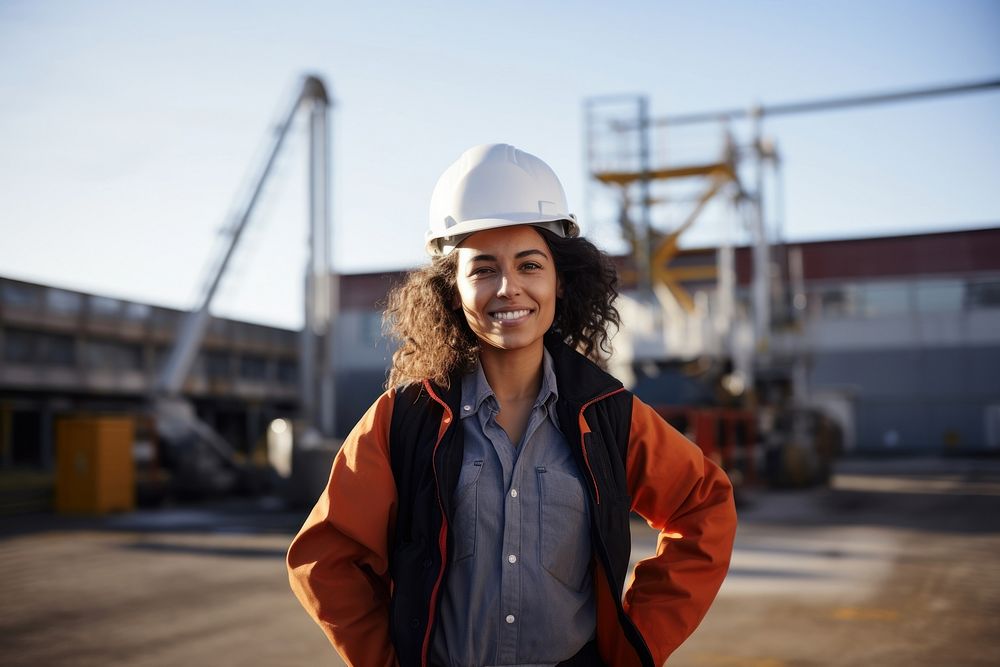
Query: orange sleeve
623 395 737 666
286 389 399 667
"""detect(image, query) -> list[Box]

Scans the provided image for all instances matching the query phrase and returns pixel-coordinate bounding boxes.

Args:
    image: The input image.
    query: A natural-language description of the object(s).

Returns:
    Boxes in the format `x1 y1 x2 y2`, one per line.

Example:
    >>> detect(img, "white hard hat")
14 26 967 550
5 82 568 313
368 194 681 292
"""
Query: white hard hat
425 143 580 255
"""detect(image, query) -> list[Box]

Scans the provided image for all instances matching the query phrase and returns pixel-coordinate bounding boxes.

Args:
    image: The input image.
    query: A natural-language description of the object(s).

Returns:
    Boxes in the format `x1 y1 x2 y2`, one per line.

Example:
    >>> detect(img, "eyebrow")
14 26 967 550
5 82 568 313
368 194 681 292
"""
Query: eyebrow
468 249 550 262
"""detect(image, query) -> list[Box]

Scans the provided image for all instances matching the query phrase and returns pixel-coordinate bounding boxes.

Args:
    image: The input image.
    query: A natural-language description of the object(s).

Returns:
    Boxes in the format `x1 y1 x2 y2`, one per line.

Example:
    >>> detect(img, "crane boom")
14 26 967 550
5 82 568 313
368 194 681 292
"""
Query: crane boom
156 75 331 396
613 77 1000 129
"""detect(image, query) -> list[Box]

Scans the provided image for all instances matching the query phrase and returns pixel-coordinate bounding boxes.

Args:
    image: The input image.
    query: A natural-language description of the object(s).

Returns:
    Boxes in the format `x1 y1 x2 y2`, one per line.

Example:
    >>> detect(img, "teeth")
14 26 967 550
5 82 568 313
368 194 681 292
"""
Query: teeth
493 309 530 321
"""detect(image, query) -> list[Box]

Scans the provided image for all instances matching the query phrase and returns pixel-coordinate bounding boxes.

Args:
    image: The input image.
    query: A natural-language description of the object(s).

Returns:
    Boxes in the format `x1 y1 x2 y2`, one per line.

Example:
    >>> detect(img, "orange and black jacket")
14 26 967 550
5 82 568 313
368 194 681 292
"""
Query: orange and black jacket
288 340 737 667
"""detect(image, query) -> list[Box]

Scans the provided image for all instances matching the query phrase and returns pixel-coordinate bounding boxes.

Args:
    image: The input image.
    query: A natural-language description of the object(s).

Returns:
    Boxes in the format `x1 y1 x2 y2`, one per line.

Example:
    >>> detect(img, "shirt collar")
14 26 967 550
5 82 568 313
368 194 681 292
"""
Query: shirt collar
537 347 560 409
461 358 496 419
459 348 560 420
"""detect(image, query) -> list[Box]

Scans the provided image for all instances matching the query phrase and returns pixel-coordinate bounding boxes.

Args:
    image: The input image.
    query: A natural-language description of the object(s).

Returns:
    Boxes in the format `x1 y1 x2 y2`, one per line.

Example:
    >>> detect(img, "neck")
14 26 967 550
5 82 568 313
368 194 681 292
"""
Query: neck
478 341 544 402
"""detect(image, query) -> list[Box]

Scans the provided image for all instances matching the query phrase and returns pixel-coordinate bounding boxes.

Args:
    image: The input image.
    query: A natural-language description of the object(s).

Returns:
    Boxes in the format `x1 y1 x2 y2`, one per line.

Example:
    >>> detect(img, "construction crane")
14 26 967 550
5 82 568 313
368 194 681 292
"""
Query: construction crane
152 74 336 496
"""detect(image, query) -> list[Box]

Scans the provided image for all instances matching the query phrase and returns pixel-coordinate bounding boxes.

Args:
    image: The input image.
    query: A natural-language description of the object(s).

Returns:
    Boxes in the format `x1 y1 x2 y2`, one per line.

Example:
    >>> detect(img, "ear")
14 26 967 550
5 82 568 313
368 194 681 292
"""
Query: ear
451 291 461 310
556 275 564 299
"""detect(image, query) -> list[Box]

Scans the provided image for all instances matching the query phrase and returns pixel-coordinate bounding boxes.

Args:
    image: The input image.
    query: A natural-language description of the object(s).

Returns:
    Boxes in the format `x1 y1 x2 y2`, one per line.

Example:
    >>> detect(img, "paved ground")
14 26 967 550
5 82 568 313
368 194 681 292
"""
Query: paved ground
1 457 998 666
665 457 1000 667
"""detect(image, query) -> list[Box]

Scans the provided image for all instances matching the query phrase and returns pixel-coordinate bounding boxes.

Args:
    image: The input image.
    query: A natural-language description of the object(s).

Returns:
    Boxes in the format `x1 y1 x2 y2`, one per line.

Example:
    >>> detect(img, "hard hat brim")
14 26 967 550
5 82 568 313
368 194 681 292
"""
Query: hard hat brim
425 215 579 256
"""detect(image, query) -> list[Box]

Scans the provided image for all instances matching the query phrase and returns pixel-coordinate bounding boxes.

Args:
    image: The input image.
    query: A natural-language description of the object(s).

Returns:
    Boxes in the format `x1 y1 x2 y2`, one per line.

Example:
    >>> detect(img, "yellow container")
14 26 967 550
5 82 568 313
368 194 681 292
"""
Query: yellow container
55 416 135 514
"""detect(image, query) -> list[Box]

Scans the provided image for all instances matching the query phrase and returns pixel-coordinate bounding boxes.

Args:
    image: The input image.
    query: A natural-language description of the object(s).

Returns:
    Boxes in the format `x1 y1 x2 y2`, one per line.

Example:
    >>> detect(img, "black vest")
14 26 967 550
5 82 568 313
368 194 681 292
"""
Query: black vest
387 340 654 667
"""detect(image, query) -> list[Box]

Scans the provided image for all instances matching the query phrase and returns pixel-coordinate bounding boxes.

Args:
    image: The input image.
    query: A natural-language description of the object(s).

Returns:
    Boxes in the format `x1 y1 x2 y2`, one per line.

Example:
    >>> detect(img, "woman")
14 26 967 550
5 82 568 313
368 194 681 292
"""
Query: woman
287 144 737 667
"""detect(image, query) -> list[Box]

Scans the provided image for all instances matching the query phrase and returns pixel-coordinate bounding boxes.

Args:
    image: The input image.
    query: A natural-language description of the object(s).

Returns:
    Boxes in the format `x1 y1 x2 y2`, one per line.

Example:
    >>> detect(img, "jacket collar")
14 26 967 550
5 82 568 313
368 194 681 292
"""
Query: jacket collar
543 335 622 409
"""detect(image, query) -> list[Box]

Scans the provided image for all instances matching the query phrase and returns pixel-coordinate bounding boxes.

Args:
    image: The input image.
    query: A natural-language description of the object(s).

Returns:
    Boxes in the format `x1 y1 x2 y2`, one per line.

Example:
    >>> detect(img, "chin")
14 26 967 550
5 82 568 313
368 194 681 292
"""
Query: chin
482 333 543 352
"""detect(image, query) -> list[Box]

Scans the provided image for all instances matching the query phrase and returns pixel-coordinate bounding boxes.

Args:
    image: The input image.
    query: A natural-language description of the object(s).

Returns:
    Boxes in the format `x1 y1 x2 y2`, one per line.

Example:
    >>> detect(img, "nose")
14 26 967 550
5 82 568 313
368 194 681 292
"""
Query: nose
496 270 521 297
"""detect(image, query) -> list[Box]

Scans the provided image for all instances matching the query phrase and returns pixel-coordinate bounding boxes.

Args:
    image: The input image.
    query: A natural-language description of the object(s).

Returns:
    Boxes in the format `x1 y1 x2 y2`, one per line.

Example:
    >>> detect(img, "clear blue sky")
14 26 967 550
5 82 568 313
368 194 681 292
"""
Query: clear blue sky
1 0 998 328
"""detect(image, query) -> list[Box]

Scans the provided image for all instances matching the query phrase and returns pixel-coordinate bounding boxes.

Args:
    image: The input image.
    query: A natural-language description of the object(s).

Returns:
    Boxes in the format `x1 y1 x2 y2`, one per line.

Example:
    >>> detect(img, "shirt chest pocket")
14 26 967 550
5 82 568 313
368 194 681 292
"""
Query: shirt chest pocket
537 467 591 591
452 459 484 562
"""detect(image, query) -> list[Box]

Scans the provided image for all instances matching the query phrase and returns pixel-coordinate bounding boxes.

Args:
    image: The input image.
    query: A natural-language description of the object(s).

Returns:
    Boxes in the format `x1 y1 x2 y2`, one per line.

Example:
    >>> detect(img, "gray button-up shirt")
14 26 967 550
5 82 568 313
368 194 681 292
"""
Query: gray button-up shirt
430 350 595 667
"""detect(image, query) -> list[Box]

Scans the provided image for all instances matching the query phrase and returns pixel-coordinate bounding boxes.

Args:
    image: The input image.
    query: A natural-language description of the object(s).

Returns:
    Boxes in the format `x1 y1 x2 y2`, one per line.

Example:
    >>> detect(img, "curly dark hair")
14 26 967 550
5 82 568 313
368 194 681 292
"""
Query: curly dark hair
383 227 620 389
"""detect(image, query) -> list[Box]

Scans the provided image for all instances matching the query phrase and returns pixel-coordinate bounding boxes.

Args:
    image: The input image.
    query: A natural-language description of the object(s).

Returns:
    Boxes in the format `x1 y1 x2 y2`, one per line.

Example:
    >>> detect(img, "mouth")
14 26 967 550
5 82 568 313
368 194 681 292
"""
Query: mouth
489 308 533 322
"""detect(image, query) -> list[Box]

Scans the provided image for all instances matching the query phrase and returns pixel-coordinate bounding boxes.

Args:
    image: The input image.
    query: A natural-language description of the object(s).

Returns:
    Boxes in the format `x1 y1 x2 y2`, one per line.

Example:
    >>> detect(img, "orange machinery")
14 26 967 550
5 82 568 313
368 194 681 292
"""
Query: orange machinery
652 406 757 487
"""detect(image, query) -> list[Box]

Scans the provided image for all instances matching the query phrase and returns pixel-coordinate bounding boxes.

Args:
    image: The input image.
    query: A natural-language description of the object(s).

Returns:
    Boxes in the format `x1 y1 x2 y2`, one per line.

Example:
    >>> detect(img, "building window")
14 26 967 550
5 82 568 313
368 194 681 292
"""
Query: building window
82 339 142 371
46 288 83 315
3 329 36 363
1 283 42 309
813 285 858 318
203 351 232 379
239 355 269 381
123 302 151 321
914 280 964 313
43 334 77 366
90 295 122 318
859 282 910 317
966 281 1000 310
277 359 298 385
2 329 77 366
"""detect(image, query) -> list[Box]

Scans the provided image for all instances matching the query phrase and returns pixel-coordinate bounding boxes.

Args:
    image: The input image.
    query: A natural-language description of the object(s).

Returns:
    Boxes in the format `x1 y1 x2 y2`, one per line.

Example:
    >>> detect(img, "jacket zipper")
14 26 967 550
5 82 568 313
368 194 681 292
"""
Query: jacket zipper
421 380 453 667
576 387 626 506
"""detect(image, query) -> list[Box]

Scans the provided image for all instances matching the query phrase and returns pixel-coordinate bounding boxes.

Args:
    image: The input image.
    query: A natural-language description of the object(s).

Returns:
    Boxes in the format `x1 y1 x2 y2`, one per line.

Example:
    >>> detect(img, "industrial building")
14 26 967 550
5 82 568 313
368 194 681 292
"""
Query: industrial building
0 277 299 473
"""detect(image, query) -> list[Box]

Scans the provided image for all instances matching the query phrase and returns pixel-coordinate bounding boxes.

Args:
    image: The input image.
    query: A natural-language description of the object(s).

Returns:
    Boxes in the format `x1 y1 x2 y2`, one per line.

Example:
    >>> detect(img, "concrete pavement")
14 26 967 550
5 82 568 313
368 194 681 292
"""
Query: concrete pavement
2 457 998 666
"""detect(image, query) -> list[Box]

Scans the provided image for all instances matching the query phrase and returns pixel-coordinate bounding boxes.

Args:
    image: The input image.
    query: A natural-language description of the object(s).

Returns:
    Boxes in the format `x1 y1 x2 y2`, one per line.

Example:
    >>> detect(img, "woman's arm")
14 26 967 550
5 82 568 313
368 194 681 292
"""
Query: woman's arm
286 389 399 667
624 395 738 666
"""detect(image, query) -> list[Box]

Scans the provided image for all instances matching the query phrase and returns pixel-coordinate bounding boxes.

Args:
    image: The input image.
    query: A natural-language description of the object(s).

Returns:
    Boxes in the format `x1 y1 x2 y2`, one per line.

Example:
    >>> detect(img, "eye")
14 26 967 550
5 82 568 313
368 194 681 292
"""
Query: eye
469 266 495 277
520 261 543 271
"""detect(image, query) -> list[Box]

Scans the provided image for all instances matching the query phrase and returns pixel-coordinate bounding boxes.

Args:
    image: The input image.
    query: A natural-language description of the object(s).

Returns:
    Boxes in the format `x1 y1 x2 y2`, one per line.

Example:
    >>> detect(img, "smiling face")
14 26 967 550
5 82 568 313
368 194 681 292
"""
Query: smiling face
454 225 559 357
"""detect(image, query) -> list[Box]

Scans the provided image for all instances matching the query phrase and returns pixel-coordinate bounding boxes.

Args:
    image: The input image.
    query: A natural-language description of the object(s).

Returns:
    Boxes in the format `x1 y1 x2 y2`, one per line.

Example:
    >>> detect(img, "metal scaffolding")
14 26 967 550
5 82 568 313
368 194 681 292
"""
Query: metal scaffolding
585 77 1000 356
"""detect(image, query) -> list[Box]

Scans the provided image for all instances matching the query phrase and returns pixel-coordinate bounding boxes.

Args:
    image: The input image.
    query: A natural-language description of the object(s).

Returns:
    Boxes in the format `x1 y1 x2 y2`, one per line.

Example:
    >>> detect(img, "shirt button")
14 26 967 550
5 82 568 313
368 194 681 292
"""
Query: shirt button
509 488 518 498
505 614 515 624
507 554 517 564
463 405 472 411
